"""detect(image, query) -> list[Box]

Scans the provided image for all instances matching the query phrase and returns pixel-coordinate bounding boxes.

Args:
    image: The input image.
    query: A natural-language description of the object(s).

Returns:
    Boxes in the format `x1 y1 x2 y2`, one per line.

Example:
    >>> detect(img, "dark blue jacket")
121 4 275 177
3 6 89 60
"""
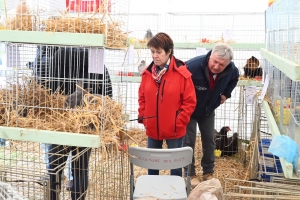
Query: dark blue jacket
187 50 239 119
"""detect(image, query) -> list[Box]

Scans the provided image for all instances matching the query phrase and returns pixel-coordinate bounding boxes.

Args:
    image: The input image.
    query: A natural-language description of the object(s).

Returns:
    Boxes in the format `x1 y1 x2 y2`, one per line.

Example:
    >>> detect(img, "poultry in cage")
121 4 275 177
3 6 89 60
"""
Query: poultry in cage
214 126 238 156
138 60 146 74
243 56 263 78
144 29 153 41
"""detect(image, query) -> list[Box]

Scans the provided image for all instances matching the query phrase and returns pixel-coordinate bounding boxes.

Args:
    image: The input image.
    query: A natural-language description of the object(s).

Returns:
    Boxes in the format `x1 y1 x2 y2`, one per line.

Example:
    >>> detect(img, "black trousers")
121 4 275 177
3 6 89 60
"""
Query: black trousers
48 144 92 200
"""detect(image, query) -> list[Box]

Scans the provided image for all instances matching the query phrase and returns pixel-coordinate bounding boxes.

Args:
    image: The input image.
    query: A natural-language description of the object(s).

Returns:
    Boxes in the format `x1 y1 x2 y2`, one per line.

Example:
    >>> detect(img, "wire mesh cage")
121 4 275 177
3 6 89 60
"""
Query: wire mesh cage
0 41 130 199
266 0 300 64
264 58 300 177
165 12 265 44
0 43 128 134
224 178 300 199
0 0 129 49
0 6 276 198
127 13 160 41
0 140 130 199
0 181 25 200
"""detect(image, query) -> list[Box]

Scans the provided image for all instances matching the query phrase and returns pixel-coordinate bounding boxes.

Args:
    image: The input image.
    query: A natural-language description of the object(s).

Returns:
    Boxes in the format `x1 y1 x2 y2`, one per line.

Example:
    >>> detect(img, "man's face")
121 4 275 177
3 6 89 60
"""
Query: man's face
208 53 230 74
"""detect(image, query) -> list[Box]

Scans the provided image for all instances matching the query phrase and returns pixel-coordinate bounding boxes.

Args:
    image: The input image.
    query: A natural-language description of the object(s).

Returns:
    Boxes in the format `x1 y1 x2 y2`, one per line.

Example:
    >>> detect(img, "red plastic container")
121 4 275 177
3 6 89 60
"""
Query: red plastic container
66 0 111 13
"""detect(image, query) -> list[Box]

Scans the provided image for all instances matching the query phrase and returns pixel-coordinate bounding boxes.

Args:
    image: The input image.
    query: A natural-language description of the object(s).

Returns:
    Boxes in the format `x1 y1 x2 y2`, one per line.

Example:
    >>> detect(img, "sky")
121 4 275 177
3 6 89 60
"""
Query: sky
129 0 269 13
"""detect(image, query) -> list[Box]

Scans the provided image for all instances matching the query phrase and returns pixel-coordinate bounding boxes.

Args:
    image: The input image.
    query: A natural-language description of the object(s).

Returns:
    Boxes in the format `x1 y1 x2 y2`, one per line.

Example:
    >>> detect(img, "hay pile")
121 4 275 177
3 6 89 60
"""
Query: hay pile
41 15 127 49
41 17 106 34
5 15 36 31
0 77 126 141
125 128 250 190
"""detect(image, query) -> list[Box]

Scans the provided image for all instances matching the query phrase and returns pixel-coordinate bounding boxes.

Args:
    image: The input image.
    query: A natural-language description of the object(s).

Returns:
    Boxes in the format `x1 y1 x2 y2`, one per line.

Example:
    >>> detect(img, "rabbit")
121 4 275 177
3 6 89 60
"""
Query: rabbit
64 81 93 109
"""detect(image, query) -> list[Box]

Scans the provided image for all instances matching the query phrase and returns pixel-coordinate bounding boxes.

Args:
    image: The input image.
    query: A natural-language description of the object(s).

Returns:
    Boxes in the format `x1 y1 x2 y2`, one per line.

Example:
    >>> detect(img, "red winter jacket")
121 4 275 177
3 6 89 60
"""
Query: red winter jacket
138 56 196 140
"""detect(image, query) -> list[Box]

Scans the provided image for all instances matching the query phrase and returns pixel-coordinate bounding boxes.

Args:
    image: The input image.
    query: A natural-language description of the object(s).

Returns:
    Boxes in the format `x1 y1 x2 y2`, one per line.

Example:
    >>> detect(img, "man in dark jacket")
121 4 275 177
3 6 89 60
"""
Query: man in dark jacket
183 43 239 187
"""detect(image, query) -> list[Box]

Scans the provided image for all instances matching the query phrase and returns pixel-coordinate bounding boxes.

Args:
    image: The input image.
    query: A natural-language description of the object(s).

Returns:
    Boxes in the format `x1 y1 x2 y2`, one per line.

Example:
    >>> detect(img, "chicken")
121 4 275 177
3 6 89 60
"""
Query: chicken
138 60 146 73
214 126 231 150
243 56 262 78
224 132 239 156
144 29 153 41
214 126 239 156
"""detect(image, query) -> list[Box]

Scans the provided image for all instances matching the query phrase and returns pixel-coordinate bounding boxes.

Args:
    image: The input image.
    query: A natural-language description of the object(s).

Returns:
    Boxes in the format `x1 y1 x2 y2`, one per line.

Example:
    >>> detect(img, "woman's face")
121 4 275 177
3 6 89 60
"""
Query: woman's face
150 47 171 68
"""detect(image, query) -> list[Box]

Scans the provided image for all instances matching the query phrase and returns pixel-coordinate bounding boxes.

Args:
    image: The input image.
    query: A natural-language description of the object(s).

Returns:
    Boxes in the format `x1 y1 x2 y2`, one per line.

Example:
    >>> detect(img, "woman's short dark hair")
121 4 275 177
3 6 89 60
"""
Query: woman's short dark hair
147 32 174 57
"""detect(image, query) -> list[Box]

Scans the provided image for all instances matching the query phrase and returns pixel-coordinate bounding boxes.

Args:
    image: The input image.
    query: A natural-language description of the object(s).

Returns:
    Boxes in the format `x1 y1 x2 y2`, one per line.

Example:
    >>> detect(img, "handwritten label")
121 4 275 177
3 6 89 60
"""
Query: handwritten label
138 156 184 163
195 48 207 56
88 48 104 74
223 28 233 42
245 86 257 105
126 45 135 65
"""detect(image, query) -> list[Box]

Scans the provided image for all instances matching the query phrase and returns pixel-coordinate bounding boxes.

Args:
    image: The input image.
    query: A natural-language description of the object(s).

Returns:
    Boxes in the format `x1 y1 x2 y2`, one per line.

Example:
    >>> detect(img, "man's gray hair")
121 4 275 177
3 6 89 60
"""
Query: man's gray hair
212 43 234 60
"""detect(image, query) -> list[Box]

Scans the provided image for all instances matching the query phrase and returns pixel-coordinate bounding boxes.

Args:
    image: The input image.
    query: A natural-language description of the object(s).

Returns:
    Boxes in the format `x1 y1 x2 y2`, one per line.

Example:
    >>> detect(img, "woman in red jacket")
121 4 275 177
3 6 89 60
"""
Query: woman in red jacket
138 32 196 176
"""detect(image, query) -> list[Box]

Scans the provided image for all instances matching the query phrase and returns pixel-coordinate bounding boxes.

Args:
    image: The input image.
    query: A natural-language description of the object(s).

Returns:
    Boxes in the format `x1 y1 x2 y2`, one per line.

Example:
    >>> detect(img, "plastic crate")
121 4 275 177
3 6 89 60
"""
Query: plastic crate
259 138 280 159
258 138 283 182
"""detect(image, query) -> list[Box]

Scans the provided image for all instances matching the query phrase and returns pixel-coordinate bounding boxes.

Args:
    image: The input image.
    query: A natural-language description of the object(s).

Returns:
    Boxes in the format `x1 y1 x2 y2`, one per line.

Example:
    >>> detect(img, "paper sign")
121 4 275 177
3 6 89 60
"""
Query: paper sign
245 86 257 104
0 43 5 67
88 48 104 74
261 74 269 100
223 28 233 42
195 48 207 56
6 45 20 68
126 45 135 65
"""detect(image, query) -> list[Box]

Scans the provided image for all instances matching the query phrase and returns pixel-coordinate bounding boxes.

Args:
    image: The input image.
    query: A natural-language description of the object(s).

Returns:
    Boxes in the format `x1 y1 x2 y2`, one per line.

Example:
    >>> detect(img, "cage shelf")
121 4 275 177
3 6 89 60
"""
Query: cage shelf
260 48 300 81
0 126 101 148
131 42 265 50
0 30 104 47
110 75 141 82
262 100 299 179
111 75 264 87
237 80 263 87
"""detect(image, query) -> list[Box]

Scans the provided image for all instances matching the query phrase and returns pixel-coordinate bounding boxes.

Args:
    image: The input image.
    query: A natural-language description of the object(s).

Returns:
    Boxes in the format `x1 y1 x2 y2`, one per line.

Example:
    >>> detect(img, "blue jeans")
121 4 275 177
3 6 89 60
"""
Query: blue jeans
182 112 215 177
0 138 5 146
147 137 183 176
41 143 73 180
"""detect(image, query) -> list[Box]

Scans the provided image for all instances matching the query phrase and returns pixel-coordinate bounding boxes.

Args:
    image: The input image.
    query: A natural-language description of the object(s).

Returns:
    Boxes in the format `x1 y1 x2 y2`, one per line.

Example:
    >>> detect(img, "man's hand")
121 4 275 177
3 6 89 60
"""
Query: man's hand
220 95 227 104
